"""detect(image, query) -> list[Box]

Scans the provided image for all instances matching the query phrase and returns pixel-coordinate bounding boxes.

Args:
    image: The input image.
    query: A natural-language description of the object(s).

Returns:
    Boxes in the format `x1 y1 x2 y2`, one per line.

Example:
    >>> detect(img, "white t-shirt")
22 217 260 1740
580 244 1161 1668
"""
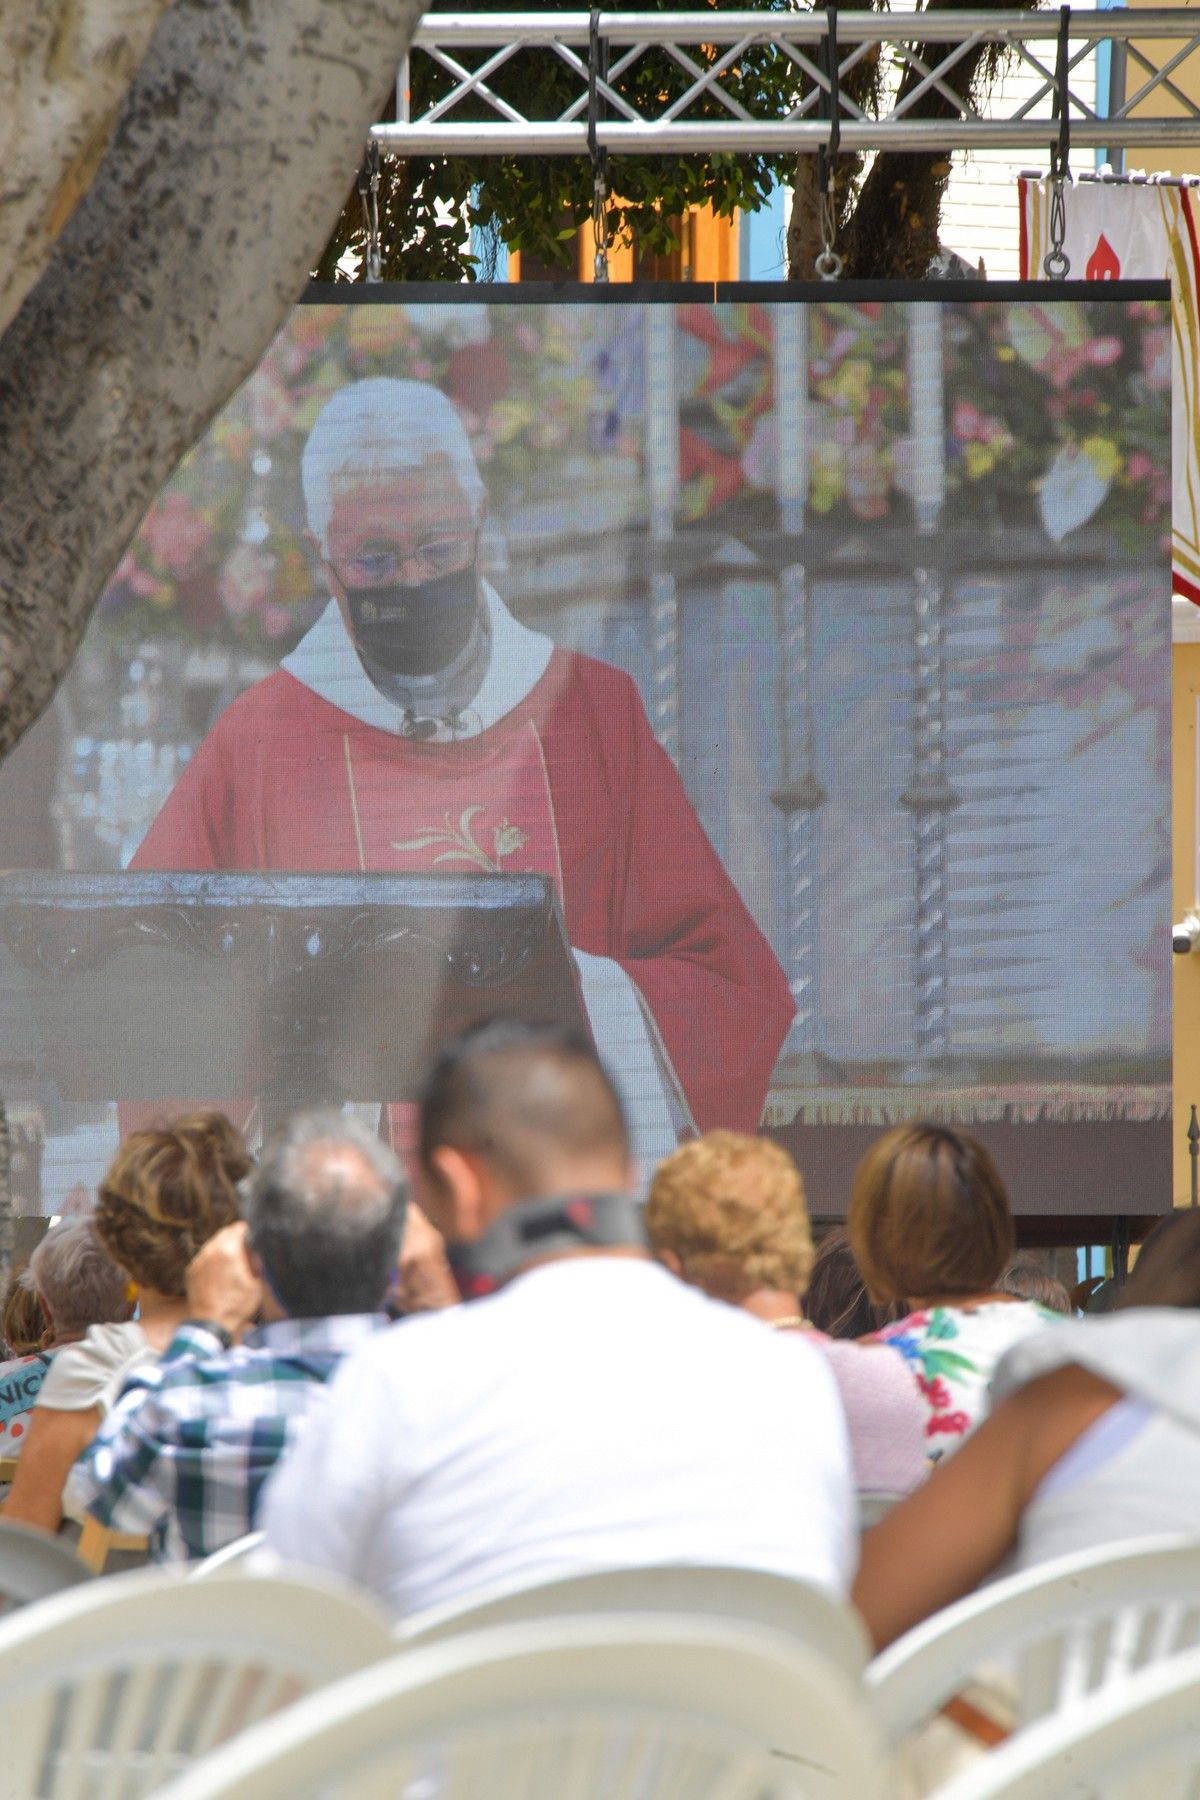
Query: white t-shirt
261 1257 856 1619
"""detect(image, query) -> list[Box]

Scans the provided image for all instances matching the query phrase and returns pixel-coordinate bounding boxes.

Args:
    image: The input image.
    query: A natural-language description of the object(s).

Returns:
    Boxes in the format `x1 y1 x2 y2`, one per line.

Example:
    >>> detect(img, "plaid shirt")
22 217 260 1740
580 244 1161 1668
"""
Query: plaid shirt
65 1314 386 1562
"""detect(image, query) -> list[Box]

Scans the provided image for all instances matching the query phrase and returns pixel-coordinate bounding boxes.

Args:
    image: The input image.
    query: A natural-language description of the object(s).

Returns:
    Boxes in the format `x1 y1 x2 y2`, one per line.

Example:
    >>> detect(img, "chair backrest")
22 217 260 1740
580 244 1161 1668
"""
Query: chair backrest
866 1535 1200 1748
930 1642 1200 1799
397 1562 870 1678
0 1564 395 1796
152 1613 884 1800
189 1531 266 1578
0 1517 93 1613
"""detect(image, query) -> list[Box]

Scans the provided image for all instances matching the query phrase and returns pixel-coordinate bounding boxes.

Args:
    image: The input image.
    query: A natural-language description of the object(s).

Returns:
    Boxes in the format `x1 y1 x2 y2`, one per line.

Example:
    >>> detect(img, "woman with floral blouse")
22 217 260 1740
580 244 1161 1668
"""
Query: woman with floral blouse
847 1124 1064 1464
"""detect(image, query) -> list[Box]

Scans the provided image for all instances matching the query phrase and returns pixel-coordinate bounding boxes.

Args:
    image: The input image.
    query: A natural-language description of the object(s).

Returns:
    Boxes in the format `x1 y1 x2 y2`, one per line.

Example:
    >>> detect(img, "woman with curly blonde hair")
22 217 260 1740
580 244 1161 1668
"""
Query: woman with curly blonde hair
647 1131 927 1516
7 1111 251 1535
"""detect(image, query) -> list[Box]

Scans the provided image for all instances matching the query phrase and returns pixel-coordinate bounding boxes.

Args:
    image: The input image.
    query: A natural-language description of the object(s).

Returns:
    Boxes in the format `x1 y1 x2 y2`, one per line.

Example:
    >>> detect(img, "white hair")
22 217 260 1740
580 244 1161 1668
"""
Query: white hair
27 1219 129 1337
301 377 486 551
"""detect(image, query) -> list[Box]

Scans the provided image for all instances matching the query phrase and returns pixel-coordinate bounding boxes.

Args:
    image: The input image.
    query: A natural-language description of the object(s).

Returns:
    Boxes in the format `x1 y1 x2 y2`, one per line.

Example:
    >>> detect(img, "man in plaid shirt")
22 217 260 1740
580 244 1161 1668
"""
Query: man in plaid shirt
65 1110 408 1561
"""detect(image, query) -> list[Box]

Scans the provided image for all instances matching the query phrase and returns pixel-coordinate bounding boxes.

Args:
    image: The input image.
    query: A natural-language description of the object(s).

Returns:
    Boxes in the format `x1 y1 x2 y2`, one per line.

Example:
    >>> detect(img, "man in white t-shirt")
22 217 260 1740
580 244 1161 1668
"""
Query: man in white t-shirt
261 1021 856 1619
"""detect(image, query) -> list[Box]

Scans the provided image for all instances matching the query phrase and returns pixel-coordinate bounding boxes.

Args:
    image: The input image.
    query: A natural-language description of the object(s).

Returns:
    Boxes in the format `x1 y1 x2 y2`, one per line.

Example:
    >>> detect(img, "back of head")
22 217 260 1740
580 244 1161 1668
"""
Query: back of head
847 1123 1015 1306
96 1111 251 1298
2 1268 46 1357
997 1260 1072 1315
242 1110 407 1318
804 1228 899 1338
645 1132 812 1303
1116 1210 1200 1309
27 1219 130 1339
419 1020 629 1201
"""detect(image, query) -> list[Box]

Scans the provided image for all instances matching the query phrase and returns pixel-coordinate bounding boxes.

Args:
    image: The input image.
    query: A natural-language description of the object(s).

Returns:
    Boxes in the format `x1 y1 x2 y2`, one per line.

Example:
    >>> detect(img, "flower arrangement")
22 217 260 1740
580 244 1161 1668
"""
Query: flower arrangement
943 300 1172 548
101 297 1172 650
101 304 596 647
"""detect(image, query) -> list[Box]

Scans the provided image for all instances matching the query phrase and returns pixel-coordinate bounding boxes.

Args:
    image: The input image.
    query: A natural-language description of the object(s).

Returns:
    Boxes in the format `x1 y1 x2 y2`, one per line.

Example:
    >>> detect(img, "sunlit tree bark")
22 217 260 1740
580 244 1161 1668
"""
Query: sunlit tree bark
0 0 423 763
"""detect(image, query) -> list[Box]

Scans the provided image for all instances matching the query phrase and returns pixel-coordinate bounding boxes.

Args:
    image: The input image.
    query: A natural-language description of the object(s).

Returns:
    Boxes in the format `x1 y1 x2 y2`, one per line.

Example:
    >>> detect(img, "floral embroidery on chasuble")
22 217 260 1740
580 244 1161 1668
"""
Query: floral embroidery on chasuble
337 715 564 897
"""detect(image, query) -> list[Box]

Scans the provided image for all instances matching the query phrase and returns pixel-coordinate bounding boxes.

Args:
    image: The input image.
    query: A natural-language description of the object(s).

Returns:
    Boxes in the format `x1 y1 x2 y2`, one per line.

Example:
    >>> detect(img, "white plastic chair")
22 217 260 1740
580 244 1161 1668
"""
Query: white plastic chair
0 1517 93 1611
189 1531 266 1577
866 1535 1200 1749
398 1562 870 1677
930 1641 1200 1799
152 1613 884 1799
0 1564 394 1796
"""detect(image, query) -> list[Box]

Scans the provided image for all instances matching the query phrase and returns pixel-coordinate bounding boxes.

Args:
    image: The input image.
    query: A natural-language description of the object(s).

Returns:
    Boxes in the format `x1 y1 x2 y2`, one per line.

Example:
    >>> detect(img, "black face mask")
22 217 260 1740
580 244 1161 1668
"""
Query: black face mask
344 564 480 677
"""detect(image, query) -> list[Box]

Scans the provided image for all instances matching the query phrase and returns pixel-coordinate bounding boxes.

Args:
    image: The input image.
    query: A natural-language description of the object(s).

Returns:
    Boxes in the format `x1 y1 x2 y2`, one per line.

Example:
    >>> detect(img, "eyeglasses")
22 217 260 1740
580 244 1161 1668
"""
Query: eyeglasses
332 535 475 588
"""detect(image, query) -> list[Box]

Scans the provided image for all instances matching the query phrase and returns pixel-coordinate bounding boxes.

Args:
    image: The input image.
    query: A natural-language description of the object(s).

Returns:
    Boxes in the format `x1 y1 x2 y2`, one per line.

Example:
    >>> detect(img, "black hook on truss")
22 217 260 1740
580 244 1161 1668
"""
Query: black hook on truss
587 8 611 280
815 0 843 278
1045 6 1072 277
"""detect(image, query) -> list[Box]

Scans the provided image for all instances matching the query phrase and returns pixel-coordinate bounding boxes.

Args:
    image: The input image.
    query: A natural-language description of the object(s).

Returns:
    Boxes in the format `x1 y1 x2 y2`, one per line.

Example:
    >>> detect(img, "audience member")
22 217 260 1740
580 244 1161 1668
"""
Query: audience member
6 1111 251 1533
1 1267 46 1358
1114 1209 1200 1308
855 1299 1200 1651
390 1199 461 1316
847 1124 1062 1464
805 1228 902 1339
262 1021 855 1617
645 1131 926 1511
0 1224 129 1459
65 1110 405 1560
997 1260 1072 1315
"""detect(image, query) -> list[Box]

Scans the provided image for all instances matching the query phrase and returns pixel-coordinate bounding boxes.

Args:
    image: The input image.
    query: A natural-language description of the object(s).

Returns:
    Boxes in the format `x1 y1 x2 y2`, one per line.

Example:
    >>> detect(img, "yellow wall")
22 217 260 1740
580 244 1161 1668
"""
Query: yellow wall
1176 643 1200 1203
1125 1 1200 181
508 208 738 285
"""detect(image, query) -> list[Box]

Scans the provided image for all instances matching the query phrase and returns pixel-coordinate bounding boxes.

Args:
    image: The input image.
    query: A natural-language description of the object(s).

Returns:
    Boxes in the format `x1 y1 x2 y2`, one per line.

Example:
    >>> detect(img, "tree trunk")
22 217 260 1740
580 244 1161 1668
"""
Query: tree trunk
788 0 1032 279
0 2 172 341
0 0 424 765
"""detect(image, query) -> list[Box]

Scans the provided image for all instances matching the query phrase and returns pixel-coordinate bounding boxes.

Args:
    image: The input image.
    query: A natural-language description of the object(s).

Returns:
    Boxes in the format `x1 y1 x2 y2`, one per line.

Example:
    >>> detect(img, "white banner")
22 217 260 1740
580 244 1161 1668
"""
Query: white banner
1020 176 1200 603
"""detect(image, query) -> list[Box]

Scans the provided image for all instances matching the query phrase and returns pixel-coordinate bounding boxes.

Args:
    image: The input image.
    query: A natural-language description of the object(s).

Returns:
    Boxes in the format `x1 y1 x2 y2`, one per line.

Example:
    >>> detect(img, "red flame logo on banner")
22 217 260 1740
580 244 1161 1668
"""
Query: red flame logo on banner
1086 233 1121 281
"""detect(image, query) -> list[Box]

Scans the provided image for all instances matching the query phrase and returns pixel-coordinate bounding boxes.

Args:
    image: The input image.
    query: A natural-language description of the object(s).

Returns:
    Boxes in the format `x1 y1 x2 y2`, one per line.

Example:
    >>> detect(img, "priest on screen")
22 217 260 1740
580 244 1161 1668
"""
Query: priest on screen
130 378 795 1162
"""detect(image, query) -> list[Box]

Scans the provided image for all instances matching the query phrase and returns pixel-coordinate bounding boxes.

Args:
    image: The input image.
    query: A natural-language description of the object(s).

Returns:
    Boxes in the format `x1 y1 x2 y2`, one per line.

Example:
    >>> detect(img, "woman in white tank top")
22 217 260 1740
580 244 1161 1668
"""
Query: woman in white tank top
853 1210 1200 1653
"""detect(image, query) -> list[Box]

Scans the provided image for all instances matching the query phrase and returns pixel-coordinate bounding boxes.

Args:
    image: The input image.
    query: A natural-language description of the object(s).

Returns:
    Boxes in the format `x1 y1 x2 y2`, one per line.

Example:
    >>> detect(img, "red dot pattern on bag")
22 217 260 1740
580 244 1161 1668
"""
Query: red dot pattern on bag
1087 233 1121 281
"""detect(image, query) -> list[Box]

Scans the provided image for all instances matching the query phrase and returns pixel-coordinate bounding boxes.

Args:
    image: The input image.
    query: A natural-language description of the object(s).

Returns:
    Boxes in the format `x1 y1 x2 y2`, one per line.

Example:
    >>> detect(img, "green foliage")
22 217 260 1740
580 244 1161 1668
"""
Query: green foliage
317 0 809 282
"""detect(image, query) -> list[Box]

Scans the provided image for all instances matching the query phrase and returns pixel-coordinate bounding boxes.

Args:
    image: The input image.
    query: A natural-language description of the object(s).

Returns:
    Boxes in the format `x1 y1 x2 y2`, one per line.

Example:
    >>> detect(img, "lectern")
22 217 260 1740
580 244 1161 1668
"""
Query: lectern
0 872 585 1121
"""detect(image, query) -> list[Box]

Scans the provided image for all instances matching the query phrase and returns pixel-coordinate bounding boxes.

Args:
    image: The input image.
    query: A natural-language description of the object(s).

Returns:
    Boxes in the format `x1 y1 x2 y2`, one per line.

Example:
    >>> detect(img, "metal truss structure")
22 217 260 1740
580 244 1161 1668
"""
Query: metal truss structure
373 8 1200 159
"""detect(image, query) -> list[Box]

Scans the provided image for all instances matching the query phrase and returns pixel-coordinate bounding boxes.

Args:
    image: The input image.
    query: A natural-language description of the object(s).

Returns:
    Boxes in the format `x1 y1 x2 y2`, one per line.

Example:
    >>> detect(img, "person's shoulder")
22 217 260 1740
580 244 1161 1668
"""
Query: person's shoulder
38 1323 147 1409
554 650 645 714
206 670 329 736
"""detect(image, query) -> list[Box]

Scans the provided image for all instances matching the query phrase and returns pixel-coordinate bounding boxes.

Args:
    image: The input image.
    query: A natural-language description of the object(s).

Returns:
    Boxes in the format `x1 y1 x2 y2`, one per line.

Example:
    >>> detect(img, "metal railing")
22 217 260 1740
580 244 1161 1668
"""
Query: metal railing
373 8 1200 158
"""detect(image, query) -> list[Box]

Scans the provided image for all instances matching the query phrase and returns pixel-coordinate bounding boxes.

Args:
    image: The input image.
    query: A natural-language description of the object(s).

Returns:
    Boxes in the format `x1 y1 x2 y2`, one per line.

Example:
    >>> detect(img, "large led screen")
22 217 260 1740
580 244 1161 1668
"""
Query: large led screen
0 288 1172 1219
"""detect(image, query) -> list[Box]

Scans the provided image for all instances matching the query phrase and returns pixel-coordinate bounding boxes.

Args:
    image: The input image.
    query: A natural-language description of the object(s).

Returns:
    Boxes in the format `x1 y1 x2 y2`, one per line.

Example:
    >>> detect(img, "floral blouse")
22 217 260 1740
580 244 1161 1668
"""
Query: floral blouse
874 1300 1063 1464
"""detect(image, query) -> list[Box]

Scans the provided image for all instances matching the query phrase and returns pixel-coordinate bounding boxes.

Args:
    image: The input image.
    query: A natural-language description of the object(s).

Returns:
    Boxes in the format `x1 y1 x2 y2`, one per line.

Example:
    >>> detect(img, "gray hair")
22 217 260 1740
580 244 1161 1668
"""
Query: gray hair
301 378 486 552
241 1110 407 1318
27 1219 129 1337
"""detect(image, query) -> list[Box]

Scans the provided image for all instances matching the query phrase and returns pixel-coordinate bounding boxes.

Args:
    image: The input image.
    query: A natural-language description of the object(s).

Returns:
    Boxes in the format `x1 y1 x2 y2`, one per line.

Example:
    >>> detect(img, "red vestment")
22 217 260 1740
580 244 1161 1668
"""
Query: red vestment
131 646 794 1132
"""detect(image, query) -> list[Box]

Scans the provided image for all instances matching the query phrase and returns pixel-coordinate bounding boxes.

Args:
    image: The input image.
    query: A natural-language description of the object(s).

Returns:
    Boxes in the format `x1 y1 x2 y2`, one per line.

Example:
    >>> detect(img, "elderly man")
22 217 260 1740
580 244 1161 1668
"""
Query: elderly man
130 378 794 1161
64 1111 405 1560
261 1021 854 1618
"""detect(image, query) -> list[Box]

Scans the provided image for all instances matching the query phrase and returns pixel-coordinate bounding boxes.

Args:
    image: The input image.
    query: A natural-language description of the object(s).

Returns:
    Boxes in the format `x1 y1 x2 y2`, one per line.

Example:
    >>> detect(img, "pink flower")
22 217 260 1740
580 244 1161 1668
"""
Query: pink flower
1086 335 1123 369
260 602 293 639
1143 327 1172 391
250 376 294 438
927 1411 970 1437
141 494 211 575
